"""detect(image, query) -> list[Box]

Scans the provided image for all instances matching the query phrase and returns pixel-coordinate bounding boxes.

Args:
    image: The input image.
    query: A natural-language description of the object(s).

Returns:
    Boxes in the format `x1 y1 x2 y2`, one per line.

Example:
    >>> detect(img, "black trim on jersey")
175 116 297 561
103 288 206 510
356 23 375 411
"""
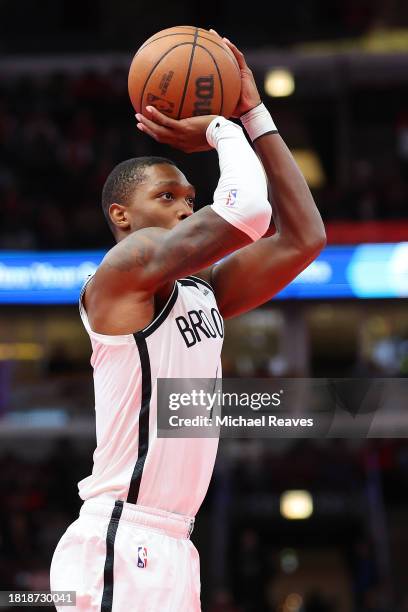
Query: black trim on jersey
101 500 124 612
127 335 152 504
78 273 94 315
185 275 215 294
178 278 200 290
138 282 179 339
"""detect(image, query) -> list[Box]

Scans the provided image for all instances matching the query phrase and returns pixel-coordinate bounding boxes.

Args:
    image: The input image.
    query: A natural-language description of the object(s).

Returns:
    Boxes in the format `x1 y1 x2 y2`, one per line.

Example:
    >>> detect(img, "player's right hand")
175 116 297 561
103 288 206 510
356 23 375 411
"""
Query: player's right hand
136 107 217 153
209 30 261 119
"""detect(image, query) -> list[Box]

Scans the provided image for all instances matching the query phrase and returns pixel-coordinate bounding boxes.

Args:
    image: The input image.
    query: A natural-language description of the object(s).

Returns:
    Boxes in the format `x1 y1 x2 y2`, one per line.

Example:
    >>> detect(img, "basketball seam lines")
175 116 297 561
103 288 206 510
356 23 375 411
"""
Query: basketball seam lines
134 35 238 118
138 43 194 115
136 32 240 75
177 27 199 120
196 44 224 116
137 30 196 54
199 35 241 74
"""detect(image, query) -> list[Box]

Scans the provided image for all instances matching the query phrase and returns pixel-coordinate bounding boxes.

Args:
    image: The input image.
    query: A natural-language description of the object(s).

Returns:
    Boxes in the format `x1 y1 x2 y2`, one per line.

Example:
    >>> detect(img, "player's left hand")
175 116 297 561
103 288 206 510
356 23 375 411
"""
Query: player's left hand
209 30 261 118
136 108 217 153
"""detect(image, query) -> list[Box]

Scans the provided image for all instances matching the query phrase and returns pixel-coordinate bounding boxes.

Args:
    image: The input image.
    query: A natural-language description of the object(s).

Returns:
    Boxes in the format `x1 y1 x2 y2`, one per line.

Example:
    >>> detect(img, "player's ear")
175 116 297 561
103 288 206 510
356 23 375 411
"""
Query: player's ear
109 203 131 231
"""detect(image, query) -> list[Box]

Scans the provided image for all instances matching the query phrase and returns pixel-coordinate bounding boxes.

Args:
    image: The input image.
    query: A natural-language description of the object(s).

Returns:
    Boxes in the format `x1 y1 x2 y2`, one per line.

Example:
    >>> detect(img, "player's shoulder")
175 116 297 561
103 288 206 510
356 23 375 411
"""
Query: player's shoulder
84 228 167 307
100 227 167 274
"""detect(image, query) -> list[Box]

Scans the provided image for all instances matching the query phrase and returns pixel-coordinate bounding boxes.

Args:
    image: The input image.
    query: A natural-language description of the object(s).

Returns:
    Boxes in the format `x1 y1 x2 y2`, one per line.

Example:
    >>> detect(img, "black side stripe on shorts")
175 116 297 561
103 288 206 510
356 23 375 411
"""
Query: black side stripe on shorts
127 334 152 504
101 500 124 612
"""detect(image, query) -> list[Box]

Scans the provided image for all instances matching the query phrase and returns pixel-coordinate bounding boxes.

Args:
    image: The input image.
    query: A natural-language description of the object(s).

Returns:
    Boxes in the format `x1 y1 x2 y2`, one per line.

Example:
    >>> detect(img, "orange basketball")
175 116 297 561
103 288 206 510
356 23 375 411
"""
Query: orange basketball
128 26 241 120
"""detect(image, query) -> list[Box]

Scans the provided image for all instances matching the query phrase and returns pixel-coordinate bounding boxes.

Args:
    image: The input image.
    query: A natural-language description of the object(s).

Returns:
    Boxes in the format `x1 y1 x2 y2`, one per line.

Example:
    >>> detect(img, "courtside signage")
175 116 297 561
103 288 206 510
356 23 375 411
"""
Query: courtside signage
0 244 407 303
0 251 99 304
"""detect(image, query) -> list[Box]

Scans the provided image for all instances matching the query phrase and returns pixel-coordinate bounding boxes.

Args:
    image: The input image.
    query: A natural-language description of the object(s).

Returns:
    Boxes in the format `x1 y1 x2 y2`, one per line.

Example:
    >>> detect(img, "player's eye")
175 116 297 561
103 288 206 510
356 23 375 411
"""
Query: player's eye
186 196 195 208
159 192 174 201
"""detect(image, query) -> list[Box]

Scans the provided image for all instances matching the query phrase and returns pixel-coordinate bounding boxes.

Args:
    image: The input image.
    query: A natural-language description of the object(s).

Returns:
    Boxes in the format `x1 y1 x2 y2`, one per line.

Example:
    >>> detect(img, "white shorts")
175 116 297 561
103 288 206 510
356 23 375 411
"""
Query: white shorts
50 498 201 611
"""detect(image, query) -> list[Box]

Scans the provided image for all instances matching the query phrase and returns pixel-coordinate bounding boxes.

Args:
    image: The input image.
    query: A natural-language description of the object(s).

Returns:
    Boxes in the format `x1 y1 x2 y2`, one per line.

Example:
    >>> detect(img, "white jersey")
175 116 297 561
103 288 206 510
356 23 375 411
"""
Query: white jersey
78 274 223 517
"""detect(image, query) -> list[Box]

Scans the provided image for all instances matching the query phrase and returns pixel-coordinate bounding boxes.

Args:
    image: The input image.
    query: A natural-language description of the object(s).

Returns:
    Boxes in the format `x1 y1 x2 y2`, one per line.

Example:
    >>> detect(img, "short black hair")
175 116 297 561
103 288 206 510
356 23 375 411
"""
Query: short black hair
101 156 177 234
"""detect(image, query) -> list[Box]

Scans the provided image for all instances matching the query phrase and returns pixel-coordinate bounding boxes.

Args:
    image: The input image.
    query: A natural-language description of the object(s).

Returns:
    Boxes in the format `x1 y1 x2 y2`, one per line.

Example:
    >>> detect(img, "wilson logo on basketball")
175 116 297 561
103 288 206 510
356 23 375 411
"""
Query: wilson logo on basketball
192 76 214 116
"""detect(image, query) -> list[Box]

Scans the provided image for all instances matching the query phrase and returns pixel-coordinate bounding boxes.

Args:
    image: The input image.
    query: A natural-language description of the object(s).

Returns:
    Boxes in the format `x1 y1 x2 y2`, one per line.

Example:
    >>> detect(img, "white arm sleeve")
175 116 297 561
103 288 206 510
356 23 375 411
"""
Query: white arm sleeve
206 116 271 241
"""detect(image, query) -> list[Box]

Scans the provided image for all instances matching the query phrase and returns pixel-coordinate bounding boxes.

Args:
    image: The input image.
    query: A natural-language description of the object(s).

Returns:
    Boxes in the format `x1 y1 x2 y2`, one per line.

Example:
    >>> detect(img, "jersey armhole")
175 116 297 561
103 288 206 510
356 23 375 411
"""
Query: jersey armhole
79 275 135 346
136 282 179 339
186 274 215 294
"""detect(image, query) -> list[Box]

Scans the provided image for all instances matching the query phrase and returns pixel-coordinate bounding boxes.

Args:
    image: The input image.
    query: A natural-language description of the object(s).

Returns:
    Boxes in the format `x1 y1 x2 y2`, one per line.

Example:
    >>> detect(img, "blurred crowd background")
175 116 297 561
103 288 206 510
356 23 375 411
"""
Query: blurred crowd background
1 1 408 611
1 62 408 250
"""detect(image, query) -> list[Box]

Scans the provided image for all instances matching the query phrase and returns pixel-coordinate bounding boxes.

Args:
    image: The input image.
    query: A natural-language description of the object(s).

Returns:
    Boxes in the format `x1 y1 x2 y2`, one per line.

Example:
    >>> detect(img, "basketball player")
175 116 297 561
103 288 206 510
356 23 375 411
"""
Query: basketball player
50 37 326 611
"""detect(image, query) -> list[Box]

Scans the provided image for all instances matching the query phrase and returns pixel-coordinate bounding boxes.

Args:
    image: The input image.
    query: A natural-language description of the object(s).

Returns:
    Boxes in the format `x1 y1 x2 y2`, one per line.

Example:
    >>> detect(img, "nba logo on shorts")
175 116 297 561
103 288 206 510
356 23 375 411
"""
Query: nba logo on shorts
137 546 147 568
226 189 237 206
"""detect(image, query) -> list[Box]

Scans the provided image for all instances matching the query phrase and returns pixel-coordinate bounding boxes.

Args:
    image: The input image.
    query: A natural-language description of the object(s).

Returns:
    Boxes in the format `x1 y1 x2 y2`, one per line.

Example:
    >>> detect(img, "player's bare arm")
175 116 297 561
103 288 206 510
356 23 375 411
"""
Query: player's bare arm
209 37 326 316
86 210 251 334
211 133 326 317
136 37 326 319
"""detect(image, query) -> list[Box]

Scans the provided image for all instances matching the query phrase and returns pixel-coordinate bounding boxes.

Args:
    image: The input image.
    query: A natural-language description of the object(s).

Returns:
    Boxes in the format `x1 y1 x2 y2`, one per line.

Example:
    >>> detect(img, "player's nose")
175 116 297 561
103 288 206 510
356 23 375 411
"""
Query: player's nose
176 203 193 221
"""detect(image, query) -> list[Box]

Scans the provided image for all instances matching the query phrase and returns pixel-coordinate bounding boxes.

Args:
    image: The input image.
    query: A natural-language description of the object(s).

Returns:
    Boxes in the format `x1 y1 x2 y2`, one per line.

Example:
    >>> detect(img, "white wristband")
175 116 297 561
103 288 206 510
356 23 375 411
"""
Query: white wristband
240 102 278 142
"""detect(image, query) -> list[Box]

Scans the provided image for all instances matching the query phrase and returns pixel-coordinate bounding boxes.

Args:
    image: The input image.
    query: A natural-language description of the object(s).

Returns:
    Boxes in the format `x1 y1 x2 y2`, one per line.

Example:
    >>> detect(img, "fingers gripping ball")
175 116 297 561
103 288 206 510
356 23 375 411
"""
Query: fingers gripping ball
128 26 241 120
